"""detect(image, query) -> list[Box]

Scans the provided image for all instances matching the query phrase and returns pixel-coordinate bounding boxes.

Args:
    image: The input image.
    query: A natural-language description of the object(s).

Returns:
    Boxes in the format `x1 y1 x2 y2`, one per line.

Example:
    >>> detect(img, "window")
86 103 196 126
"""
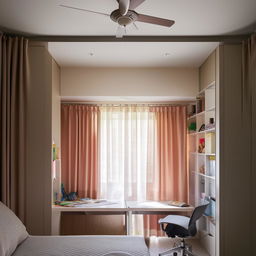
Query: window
99 105 155 201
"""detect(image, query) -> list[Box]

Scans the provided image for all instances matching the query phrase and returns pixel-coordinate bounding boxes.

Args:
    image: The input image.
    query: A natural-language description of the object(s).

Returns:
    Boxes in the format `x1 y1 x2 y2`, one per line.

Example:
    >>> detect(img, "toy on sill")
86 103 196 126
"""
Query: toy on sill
198 138 205 153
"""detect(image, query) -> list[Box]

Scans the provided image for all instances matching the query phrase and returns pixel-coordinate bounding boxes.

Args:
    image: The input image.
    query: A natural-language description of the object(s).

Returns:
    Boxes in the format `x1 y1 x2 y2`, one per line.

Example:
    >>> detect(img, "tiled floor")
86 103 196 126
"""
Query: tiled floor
147 237 210 256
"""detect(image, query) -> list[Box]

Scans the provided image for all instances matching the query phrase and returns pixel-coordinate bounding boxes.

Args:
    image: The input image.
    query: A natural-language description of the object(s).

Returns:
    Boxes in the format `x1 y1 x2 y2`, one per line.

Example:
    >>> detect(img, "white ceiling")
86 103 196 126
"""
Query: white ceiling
48 42 219 67
0 0 256 36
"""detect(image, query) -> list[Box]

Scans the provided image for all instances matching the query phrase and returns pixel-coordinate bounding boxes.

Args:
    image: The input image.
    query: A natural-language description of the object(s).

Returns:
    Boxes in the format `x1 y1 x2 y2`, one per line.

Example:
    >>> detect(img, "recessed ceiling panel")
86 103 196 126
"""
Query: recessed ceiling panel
48 42 219 67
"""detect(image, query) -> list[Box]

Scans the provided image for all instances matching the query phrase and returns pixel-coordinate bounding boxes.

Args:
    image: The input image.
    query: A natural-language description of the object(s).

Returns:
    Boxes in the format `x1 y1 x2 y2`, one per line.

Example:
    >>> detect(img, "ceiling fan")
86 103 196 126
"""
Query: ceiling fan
60 0 175 38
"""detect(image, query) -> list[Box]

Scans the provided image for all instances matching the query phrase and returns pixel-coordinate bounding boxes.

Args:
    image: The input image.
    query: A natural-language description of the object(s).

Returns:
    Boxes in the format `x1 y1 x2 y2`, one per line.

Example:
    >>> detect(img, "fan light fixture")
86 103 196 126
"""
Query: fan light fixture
60 0 175 38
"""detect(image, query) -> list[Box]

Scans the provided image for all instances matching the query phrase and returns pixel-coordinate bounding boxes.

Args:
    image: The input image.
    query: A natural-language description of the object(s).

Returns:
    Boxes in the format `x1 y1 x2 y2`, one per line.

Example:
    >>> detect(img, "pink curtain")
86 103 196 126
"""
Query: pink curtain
144 106 188 236
61 104 99 198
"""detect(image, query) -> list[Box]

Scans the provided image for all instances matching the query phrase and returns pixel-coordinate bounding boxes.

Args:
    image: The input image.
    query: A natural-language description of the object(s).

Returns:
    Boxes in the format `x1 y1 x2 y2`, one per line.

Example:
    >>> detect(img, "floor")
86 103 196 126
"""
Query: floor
147 237 210 256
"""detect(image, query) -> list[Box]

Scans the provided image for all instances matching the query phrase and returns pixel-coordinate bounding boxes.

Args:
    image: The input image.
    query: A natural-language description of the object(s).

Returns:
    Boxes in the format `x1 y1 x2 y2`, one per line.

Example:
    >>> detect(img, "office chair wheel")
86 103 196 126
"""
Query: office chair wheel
186 244 192 252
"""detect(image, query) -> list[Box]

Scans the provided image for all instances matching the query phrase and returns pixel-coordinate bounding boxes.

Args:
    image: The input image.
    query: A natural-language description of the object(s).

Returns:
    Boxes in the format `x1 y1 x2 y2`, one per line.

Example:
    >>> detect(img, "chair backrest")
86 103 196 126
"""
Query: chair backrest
189 203 209 229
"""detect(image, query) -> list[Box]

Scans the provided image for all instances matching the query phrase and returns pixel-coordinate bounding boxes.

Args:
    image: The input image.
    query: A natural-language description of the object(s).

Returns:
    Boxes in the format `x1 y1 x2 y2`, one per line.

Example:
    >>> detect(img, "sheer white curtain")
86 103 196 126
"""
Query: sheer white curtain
99 105 156 235
99 104 188 236
99 105 156 203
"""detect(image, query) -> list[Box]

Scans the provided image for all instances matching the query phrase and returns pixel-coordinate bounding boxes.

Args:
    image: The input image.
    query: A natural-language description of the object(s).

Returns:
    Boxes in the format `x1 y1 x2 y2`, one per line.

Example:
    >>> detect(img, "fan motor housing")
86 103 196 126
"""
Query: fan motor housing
110 9 138 26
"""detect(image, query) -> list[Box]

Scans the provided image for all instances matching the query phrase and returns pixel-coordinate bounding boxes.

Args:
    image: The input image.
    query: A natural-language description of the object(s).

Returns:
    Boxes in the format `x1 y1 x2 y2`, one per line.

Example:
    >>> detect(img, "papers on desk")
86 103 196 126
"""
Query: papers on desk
58 200 119 208
126 201 190 209
75 201 119 208
126 201 172 209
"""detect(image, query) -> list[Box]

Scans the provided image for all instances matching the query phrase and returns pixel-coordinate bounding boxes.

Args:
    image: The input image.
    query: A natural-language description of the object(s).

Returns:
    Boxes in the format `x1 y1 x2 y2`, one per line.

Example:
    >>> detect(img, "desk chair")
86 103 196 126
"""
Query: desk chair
158 203 209 256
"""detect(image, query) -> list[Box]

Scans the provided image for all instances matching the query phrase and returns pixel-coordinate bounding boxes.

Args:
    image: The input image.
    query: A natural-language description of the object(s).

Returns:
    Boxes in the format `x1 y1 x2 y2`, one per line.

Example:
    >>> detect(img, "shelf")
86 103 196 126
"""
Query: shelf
188 68 216 255
190 152 215 156
203 215 216 225
197 81 216 96
199 173 216 181
205 153 216 156
205 127 215 133
187 110 207 120
196 111 205 117
206 106 215 112
197 130 206 135
187 132 196 135
187 114 196 120
193 171 215 181
188 128 215 135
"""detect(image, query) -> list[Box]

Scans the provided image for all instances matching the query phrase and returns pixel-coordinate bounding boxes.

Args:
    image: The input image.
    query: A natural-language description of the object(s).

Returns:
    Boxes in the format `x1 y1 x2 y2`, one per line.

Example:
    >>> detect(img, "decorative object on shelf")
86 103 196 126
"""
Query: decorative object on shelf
52 141 60 161
196 97 202 113
204 196 216 218
198 124 205 132
187 104 196 117
208 156 216 176
188 122 196 132
52 142 57 161
199 165 205 174
196 96 205 113
205 132 216 154
205 117 215 130
198 138 205 153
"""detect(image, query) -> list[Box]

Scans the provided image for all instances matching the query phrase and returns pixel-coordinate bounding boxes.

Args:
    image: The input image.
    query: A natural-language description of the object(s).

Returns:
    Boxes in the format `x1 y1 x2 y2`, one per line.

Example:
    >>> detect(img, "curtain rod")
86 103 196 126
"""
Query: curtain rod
26 35 249 43
61 102 191 106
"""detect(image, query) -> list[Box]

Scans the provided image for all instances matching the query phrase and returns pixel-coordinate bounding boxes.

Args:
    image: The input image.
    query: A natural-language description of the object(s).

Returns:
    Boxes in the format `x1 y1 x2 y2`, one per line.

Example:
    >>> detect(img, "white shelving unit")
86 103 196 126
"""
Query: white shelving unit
187 81 216 256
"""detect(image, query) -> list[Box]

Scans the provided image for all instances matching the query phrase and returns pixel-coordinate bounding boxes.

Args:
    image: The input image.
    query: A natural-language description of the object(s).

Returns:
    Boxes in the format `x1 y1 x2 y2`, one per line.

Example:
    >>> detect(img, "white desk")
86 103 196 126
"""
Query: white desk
52 201 194 235
126 201 194 235
52 201 128 235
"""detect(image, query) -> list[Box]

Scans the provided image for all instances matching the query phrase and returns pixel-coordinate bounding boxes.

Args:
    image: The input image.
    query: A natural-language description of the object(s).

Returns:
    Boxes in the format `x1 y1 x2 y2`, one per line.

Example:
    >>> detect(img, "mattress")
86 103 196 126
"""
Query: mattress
12 235 149 256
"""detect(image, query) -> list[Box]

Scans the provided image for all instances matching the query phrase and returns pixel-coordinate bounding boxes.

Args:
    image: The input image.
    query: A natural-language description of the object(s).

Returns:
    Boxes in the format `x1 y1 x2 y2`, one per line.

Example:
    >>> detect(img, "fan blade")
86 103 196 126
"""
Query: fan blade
60 5 110 17
129 0 145 10
118 0 130 15
137 14 175 27
116 25 126 38
133 22 139 30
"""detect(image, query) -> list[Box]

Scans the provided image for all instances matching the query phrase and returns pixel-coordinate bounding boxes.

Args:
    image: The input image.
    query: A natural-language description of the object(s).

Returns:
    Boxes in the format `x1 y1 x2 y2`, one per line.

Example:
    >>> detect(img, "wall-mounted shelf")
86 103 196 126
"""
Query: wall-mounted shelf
188 128 215 136
206 106 215 112
193 171 216 181
198 81 215 96
203 215 216 225
187 111 206 120
187 79 216 256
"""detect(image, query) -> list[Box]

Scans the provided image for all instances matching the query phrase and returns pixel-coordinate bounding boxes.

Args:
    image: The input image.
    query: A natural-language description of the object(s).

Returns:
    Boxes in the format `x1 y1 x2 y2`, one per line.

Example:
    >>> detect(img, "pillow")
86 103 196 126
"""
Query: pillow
0 201 28 256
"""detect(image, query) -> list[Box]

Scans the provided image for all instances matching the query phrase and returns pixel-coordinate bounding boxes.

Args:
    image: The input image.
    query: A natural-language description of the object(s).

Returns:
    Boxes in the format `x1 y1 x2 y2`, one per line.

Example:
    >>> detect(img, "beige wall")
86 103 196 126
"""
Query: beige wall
61 67 198 98
26 43 61 236
26 42 53 235
199 51 216 91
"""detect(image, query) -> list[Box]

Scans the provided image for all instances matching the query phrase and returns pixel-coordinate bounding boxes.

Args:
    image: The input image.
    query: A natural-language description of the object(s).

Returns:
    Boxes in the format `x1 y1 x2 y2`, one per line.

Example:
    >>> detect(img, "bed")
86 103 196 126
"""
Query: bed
0 202 149 256
12 235 149 256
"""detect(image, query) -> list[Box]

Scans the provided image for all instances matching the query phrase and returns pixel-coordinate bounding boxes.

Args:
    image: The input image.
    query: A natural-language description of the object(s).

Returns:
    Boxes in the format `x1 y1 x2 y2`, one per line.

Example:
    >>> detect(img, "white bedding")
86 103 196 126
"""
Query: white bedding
12 235 149 256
